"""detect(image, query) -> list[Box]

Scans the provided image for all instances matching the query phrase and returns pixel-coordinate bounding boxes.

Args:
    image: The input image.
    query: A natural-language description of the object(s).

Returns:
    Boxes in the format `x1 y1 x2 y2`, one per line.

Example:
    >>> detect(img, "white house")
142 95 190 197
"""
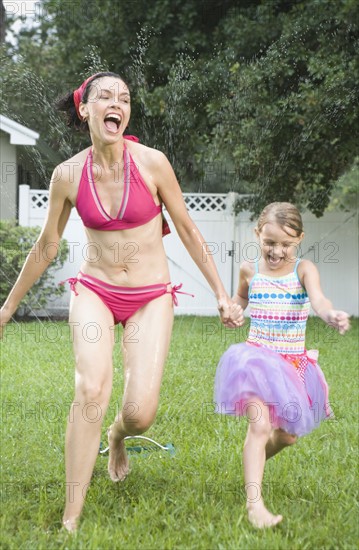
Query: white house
0 114 39 220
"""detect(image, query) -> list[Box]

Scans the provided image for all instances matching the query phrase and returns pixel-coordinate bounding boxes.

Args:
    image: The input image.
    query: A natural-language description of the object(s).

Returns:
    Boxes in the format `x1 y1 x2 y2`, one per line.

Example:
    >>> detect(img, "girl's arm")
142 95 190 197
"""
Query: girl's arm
0 166 72 334
154 151 244 327
233 261 254 311
298 259 350 334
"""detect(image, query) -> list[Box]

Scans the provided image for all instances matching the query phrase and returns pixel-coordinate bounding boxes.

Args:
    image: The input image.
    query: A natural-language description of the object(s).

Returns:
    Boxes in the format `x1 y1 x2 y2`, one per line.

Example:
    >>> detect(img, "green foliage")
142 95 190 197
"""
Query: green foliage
207 0 359 216
1 0 358 214
0 221 69 316
327 157 359 211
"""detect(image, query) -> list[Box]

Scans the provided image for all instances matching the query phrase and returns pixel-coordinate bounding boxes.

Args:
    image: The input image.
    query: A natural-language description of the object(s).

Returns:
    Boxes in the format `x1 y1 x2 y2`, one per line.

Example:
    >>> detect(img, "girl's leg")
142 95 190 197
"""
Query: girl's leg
62 284 115 531
108 292 174 482
266 429 297 460
243 399 283 528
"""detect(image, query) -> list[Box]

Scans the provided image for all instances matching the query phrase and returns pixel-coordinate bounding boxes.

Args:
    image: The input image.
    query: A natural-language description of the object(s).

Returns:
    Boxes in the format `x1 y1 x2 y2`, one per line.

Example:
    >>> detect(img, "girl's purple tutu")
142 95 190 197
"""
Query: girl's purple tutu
214 343 332 437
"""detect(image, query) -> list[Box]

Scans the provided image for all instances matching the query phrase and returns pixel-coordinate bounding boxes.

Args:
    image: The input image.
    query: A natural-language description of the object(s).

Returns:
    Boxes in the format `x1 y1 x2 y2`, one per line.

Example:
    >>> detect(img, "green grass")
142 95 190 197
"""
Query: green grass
1 316 358 549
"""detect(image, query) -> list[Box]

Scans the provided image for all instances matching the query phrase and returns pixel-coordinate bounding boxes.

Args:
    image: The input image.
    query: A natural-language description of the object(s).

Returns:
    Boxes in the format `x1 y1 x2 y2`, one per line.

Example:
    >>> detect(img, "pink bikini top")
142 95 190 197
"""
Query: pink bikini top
76 136 170 235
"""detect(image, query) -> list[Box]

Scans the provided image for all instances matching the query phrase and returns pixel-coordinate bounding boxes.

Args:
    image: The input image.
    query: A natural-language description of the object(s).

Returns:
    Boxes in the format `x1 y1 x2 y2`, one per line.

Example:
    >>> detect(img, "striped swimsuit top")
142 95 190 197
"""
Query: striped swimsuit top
247 259 311 355
76 136 170 235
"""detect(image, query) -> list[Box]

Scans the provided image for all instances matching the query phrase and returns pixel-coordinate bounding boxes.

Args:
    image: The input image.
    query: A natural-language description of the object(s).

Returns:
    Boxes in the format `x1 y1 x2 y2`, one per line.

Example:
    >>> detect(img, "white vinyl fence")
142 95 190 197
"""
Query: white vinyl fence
18 185 358 317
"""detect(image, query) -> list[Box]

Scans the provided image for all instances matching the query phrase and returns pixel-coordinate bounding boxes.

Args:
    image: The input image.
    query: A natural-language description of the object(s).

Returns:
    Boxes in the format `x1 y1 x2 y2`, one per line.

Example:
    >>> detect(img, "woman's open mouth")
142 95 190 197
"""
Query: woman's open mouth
104 114 121 133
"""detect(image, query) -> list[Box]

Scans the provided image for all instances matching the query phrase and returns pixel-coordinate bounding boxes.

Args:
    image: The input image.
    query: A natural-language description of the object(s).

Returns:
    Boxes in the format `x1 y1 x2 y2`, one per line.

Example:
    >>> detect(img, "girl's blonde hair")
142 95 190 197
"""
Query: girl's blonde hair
256 202 303 236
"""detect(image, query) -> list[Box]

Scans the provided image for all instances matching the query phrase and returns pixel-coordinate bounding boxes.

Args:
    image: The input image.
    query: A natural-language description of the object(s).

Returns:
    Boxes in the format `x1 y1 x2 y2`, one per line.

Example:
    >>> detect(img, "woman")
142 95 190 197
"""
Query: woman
0 72 243 531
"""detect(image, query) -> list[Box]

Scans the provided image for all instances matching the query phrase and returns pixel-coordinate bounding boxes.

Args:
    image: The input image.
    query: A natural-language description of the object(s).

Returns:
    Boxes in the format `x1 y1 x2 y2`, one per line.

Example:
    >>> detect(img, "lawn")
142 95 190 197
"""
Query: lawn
1 316 358 549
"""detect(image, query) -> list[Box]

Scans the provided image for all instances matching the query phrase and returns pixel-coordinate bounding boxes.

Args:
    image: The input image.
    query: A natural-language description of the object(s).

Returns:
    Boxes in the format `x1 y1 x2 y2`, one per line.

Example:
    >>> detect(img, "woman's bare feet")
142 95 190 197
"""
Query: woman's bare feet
247 499 283 529
107 425 130 482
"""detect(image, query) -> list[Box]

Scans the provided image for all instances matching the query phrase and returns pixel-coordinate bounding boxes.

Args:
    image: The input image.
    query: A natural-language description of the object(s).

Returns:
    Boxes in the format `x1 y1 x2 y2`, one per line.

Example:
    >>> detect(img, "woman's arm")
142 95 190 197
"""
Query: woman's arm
154 151 243 327
298 259 350 334
0 166 72 332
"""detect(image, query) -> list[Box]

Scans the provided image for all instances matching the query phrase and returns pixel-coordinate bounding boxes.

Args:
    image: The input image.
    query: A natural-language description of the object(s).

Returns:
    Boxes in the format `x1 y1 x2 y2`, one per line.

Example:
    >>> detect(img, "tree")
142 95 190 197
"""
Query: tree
1 0 240 184
204 0 359 215
0 0 5 44
327 157 359 212
1 0 358 216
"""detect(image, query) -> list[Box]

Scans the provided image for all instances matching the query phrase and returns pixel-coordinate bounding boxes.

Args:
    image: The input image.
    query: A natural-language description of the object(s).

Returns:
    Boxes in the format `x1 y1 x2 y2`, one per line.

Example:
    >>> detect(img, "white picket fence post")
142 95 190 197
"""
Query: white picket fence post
18 184 30 226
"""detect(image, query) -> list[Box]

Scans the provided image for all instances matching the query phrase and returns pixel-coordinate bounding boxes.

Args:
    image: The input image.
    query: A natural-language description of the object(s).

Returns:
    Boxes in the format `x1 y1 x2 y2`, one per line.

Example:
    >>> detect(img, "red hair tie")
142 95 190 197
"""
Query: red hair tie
73 74 101 120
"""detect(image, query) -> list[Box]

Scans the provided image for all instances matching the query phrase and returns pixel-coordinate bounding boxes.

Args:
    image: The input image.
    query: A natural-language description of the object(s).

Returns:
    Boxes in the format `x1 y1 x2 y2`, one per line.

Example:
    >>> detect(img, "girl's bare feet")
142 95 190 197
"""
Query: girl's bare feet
247 499 283 529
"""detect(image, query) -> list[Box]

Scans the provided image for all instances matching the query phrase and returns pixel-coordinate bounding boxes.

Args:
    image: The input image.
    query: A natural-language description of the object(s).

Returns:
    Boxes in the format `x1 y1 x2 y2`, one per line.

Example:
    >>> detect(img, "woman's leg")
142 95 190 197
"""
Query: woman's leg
243 399 283 528
108 292 174 481
62 284 115 531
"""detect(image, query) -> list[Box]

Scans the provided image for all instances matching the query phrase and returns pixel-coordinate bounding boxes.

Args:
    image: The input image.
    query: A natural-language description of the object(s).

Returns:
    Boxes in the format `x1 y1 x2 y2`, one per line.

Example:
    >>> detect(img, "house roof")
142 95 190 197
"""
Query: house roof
0 114 39 145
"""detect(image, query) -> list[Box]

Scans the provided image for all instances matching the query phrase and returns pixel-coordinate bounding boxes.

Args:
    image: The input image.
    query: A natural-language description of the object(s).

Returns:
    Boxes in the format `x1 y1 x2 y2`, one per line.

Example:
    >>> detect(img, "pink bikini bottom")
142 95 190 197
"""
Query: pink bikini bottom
61 271 193 326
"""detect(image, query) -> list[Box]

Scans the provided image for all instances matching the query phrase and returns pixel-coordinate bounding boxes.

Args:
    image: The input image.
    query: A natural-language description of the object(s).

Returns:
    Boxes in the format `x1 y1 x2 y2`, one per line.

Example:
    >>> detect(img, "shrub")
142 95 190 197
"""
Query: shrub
0 220 69 316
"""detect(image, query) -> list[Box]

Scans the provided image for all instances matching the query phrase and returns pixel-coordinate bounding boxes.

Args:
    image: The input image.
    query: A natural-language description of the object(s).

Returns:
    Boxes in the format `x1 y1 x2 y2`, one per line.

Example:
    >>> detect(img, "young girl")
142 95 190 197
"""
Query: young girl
214 202 350 529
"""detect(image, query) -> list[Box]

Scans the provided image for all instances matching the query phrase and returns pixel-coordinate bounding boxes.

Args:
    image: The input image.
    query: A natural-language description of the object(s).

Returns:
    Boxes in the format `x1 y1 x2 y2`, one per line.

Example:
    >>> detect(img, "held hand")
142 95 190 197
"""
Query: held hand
218 298 244 328
327 310 350 335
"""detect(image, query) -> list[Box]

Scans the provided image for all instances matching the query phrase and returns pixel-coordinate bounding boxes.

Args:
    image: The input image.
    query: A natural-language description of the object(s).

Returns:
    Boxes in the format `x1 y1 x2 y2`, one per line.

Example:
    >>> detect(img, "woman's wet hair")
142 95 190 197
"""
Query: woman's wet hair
56 72 129 132
256 202 304 236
